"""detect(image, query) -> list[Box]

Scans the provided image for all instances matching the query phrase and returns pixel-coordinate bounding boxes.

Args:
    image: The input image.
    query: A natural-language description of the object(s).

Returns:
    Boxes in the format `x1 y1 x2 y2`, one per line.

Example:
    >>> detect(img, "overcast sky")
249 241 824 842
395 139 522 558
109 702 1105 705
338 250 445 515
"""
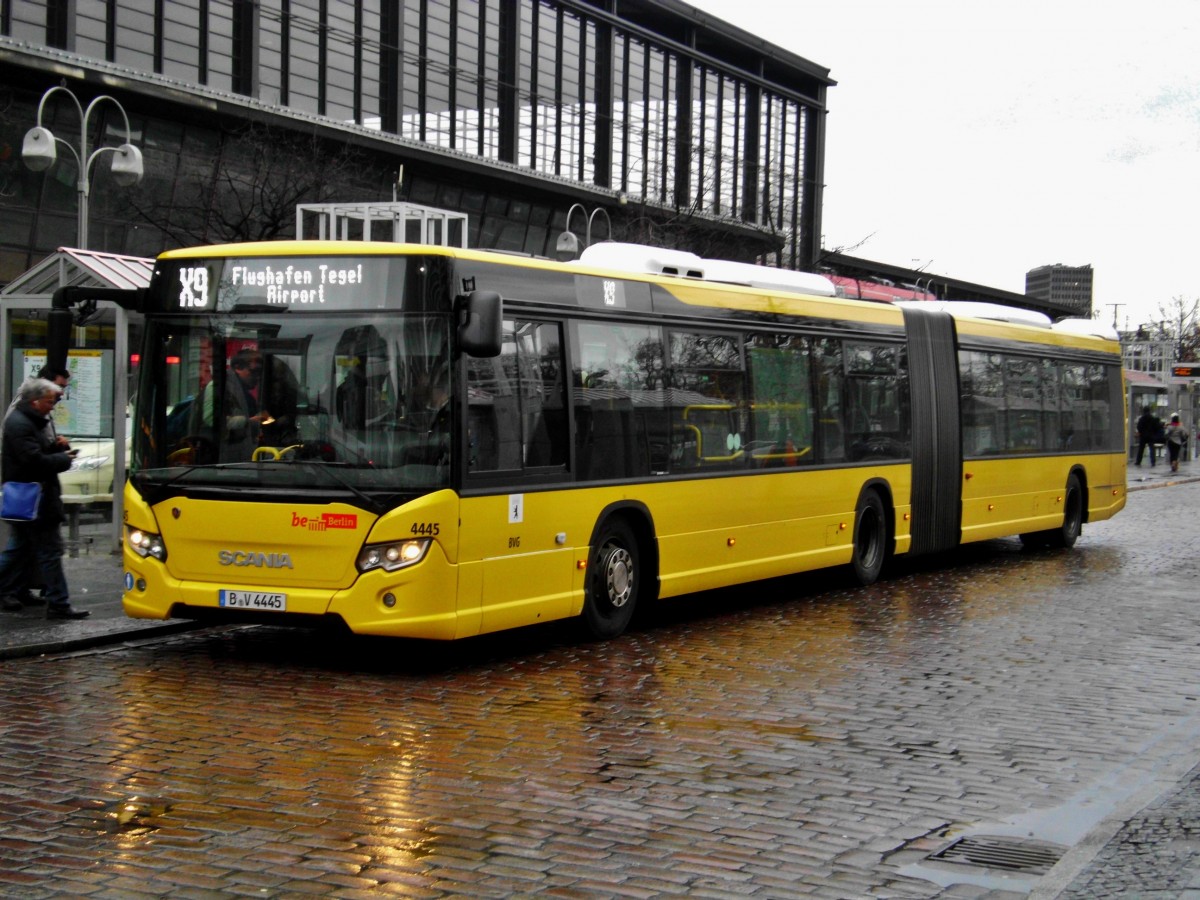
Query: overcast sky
690 0 1200 329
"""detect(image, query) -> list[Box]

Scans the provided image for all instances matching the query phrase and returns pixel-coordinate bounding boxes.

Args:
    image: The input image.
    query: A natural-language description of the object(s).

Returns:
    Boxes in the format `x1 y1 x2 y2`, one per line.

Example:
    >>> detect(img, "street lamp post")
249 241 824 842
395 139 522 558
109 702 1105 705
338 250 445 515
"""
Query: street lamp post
555 203 614 260
21 85 144 250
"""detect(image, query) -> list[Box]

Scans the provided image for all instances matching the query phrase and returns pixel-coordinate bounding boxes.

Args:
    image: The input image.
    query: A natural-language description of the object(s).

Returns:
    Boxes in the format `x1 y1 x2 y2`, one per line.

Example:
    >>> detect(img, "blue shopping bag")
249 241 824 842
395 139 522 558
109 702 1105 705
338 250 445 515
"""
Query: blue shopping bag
1 482 42 522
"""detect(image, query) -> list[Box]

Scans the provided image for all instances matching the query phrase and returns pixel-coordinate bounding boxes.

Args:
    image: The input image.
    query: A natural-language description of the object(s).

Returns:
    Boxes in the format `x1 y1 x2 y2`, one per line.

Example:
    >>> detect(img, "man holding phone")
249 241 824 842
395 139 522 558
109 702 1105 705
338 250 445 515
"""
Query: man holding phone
2 365 73 609
0 378 88 619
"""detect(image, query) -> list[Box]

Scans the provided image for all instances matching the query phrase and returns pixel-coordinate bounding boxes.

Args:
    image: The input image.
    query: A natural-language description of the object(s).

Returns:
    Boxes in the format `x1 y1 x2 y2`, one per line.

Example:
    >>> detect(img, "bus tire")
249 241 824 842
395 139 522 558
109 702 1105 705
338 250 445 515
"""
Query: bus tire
1051 473 1085 549
1021 472 1083 550
581 518 640 640
852 489 888 586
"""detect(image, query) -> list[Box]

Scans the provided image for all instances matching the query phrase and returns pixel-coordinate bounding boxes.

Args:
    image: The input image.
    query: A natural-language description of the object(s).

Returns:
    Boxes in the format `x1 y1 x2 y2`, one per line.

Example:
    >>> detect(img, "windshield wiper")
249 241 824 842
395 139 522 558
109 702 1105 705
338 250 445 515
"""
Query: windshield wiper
133 465 198 490
257 458 386 513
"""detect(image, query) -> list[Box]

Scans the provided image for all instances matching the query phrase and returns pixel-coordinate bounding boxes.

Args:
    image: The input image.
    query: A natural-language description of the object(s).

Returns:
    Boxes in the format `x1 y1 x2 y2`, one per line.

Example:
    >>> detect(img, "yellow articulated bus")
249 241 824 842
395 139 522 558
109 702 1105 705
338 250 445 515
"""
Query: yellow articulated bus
119 241 1126 640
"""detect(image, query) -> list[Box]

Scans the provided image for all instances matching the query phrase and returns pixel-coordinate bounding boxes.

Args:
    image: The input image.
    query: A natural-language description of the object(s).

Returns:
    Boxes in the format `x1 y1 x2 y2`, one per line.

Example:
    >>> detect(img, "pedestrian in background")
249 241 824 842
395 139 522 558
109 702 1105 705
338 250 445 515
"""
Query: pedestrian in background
0 378 88 619
1164 413 1188 473
1135 406 1162 467
6 365 71 417
35 365 72 445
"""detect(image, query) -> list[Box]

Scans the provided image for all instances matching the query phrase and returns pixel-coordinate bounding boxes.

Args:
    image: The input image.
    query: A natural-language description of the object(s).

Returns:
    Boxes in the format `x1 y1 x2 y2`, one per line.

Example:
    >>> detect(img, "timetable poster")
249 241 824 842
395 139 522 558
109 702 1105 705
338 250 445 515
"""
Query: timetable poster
12 349 110 437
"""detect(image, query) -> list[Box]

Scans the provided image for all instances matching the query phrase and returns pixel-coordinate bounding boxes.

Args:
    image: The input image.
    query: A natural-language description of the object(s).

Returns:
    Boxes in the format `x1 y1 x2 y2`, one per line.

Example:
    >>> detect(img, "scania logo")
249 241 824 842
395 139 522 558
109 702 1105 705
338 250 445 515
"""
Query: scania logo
218 550 295 569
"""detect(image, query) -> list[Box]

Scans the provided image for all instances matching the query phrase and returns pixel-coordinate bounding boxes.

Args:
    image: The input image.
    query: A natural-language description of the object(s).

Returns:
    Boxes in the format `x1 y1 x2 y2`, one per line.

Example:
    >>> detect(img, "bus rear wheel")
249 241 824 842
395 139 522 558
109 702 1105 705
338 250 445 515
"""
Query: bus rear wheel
852 489 888 586
1022 473 1083 550
581 519 640 640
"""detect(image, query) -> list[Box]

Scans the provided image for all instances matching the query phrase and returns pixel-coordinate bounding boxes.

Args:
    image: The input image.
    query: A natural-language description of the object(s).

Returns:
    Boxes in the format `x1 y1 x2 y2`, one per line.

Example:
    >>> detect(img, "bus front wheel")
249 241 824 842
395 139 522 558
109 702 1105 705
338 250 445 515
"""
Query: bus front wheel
852 490 888 586
581 519 640 639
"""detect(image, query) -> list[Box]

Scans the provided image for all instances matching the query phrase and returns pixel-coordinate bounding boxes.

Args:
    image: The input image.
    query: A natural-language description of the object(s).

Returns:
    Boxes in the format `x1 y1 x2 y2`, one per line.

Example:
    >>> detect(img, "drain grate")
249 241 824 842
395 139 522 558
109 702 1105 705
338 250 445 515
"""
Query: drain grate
929 835 1066 875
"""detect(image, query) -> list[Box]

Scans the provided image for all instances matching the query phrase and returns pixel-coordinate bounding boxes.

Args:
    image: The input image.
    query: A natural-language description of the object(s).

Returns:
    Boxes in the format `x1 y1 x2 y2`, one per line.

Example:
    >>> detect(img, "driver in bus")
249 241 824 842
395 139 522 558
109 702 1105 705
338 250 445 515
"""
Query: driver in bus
423 366 451 467
191 347 273 461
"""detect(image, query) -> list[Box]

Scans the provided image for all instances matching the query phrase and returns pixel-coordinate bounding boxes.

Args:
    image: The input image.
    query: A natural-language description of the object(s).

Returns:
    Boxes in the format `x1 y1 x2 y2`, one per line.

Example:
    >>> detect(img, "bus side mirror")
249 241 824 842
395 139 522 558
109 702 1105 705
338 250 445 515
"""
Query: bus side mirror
457 290 502 357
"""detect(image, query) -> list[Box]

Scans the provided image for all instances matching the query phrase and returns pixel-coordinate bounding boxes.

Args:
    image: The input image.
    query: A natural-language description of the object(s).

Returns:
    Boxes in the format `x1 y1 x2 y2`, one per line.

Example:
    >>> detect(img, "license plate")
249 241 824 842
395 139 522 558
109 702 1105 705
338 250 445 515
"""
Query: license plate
219 589 287 611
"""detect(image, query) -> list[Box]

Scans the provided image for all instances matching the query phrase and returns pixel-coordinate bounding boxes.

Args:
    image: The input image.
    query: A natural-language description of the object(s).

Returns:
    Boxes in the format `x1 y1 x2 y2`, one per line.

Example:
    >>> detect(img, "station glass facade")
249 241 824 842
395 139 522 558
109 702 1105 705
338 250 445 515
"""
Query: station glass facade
1 0 831 281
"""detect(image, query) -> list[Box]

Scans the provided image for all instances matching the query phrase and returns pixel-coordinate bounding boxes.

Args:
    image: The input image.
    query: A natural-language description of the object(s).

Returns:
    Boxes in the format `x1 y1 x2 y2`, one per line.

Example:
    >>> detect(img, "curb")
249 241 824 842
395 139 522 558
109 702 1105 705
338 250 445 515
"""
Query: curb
1126 474 1200 492
0 621 206 662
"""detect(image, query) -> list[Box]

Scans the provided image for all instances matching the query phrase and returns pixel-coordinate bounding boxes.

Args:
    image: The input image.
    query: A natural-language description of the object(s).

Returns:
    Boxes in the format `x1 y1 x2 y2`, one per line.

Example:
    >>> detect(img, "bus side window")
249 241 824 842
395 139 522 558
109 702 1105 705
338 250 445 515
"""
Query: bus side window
572 322 665 480
813 338 845 462
469 320 568 473
747 335 815 468
1004 357 1041 452
960 350 1001 455
843 342 908 461
467 402 499 470
467 355 520 471
518 321 567 468
1084 363 1113 450
668 330 745 471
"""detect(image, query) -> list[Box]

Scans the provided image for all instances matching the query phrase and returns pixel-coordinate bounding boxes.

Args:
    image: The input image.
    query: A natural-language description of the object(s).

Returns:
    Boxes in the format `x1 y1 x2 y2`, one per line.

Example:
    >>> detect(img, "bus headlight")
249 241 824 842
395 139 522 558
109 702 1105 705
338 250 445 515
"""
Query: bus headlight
357 538 430 573
127 527 167 562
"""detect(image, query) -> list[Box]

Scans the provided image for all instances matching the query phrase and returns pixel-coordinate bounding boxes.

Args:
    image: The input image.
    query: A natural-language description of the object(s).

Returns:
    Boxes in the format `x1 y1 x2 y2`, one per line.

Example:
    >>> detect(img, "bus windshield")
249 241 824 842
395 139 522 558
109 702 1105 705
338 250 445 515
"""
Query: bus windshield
133 312 452 497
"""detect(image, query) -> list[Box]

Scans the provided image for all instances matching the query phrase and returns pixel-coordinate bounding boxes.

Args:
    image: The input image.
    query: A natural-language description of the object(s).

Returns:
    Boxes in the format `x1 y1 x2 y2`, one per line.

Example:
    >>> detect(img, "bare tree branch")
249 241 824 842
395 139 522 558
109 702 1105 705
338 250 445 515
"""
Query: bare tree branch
1152 296 1200 362
121 121 383 246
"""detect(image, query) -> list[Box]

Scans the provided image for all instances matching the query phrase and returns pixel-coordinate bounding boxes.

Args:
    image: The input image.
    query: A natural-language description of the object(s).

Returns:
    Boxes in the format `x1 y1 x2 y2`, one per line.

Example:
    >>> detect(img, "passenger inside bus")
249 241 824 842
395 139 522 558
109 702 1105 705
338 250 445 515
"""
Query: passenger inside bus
259 355 300 447
335 357 377 430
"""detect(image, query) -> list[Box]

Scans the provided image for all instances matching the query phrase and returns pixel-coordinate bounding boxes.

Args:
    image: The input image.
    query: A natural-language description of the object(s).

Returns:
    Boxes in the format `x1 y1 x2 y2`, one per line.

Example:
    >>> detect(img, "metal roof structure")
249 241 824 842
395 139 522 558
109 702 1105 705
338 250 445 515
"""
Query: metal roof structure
0 247 154 300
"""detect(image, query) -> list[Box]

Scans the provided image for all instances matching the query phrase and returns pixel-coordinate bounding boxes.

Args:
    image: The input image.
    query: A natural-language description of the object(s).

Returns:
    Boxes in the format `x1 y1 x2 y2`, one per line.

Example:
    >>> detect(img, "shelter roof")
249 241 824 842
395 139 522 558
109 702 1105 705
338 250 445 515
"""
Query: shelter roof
1 247 154 298
1124 369 1168 387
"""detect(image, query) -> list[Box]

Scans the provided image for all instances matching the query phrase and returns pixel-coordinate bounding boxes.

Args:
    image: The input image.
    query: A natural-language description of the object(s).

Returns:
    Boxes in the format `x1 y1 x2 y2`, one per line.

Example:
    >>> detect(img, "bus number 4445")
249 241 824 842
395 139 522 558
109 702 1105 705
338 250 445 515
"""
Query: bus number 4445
411 522 440 537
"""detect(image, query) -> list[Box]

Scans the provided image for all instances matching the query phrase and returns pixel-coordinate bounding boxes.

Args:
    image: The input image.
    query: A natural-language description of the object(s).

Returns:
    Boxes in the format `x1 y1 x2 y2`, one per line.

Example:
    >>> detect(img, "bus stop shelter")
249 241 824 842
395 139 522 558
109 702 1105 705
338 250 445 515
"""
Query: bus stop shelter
0 248 152 552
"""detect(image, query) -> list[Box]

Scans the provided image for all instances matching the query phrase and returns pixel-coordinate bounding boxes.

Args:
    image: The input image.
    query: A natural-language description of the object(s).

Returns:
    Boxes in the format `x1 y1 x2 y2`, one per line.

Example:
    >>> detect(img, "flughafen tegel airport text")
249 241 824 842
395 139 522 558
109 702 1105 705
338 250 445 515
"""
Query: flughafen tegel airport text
176 263 365 308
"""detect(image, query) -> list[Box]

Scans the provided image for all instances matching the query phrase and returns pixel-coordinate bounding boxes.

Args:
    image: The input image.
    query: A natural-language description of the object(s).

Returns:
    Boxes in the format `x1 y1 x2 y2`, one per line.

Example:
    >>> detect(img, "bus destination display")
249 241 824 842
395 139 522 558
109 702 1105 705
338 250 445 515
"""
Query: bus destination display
164 257 401 312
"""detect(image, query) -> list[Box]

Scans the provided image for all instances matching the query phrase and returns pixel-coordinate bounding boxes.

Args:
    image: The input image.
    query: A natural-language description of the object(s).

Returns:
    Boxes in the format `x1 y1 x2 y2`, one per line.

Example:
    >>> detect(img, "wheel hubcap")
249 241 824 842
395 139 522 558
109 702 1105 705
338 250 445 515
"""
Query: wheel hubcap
604 545 633 608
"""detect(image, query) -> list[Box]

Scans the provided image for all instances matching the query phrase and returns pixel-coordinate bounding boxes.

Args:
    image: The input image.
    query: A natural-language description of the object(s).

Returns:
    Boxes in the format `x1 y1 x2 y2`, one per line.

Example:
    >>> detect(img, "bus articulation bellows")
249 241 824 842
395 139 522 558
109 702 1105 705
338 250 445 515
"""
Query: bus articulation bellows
119 240 1126 640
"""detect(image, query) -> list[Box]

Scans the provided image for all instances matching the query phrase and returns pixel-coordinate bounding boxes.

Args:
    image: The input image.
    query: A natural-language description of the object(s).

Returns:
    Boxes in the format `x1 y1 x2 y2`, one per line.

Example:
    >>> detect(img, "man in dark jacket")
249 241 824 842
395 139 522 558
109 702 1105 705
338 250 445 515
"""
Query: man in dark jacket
1135 406 1162 467
0 378 88 619
4 365 73 607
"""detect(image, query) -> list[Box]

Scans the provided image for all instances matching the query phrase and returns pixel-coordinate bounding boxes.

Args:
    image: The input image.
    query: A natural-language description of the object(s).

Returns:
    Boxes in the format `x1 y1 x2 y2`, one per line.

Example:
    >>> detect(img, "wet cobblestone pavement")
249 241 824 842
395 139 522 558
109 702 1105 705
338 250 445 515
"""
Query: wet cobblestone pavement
1 480 1199 897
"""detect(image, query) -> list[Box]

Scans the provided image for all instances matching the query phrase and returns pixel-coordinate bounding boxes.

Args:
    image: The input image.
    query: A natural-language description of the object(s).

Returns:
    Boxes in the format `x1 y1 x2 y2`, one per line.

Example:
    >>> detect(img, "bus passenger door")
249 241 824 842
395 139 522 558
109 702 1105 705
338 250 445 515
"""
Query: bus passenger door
461 318 576 635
